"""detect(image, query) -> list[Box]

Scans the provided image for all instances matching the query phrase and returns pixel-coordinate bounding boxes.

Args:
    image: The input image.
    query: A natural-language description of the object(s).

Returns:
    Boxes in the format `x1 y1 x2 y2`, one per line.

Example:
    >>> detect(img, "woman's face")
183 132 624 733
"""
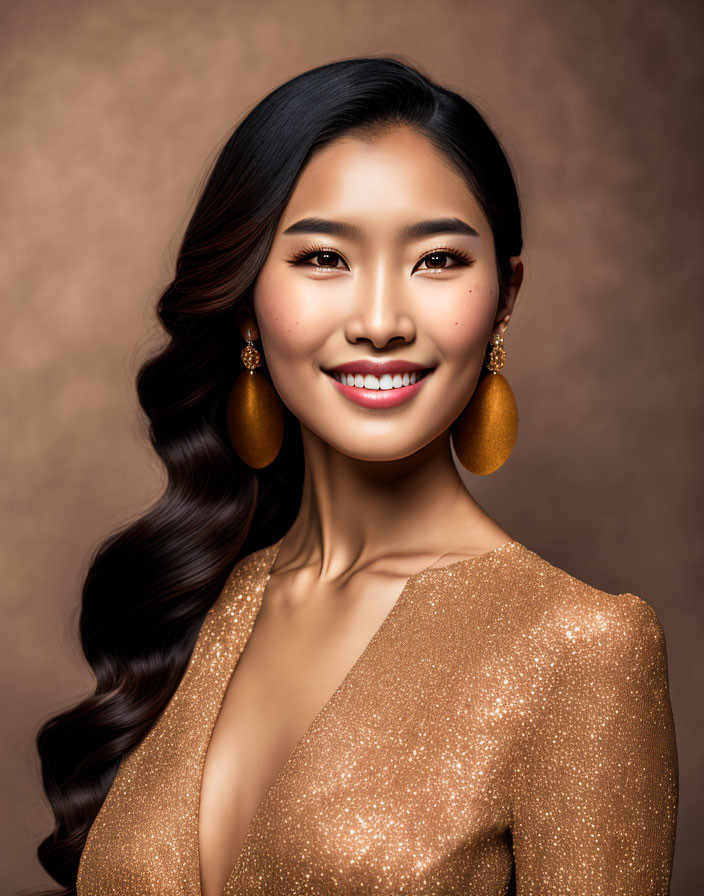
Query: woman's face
248 126 521 462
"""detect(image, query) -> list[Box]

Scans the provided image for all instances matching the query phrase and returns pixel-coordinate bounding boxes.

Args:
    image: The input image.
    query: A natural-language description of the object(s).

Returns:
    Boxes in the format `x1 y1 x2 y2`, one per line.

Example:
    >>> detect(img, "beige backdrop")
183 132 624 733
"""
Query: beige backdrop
3 0 702 891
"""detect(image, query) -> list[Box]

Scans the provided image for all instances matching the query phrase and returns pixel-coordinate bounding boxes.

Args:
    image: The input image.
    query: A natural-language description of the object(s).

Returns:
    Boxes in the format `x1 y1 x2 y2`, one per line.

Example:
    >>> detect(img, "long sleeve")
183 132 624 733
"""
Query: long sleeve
510 594 679 895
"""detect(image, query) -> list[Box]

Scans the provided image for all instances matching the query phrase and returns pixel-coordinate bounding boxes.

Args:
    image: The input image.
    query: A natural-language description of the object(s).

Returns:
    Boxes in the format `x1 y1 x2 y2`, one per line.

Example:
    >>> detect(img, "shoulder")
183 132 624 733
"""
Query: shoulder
502 547 674 780
504 543 668 672
204 540 280 622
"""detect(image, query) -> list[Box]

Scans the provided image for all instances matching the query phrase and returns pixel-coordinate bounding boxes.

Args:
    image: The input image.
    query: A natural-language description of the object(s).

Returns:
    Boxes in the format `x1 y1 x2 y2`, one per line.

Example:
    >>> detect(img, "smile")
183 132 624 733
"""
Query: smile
323 367 435 409
329 369 432 389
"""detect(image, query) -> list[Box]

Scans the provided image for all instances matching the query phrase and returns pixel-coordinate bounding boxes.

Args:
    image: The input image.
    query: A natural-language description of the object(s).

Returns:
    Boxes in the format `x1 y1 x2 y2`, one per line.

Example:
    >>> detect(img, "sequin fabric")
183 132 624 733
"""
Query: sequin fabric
76 538 678 895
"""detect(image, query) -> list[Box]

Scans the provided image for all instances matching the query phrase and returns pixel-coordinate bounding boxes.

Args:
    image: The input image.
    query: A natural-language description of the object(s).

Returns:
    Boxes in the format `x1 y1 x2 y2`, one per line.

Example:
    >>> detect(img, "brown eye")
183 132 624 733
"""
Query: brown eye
288 247 349 270
414 248 474 273
313 251 343 268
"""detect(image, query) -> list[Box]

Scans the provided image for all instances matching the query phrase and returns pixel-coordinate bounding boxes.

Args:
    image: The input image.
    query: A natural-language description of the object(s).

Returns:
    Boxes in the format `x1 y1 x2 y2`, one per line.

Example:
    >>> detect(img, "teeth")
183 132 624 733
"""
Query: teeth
331 370 427 390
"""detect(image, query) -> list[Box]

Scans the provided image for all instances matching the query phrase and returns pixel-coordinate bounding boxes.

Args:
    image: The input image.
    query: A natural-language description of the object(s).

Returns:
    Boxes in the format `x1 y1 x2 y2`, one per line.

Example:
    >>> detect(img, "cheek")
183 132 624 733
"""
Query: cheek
253 273 332 365
432 281 497 357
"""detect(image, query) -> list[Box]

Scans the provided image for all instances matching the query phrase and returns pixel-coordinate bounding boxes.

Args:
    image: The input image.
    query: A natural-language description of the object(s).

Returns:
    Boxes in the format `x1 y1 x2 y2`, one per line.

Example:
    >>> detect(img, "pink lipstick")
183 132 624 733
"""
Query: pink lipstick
322 359 436 409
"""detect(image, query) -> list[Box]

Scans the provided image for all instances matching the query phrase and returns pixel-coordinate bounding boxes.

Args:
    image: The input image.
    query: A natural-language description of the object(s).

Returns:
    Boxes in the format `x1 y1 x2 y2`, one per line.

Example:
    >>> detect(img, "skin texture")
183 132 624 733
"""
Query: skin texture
198 126 524 895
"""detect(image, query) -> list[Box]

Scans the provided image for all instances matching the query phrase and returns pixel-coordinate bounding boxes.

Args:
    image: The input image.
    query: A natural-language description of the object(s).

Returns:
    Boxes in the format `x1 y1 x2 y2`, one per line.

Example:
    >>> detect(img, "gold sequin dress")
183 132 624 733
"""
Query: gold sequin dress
76 537 678 895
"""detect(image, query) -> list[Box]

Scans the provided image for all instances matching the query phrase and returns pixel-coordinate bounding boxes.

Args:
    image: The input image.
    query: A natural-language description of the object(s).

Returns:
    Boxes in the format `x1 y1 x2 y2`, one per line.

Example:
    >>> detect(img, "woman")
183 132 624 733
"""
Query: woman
36 56 678 896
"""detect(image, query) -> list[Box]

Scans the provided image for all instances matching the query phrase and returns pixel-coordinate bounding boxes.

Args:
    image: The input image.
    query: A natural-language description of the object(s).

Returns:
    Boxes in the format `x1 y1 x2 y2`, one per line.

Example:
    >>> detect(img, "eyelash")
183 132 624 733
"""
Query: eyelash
287 243 474 272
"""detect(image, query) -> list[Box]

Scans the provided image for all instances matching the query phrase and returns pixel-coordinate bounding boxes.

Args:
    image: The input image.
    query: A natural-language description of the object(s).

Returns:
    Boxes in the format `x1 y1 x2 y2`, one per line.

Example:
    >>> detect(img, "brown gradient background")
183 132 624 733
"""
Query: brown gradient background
3 0 702 891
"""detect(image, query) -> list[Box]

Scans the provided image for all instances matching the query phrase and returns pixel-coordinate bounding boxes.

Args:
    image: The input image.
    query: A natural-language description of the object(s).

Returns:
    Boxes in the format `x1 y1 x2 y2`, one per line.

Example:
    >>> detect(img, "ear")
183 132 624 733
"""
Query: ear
494 256 523 335
233 302 260 342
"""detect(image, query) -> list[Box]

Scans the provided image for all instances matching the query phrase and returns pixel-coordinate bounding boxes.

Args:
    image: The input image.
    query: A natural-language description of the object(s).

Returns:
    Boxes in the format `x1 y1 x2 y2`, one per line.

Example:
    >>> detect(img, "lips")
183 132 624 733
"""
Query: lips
323 359 431 377
326 368 432 390
322 360 436 409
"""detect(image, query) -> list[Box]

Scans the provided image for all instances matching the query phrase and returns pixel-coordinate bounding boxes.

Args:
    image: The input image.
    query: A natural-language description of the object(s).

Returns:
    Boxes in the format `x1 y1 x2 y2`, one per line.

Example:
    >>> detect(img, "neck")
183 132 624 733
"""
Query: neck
276 425 506 581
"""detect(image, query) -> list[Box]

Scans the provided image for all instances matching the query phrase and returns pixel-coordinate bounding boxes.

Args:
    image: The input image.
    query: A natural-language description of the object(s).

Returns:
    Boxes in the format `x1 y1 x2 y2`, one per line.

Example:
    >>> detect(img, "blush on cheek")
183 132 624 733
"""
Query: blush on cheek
254 286 329 384
256 270 331 336
439 292 495 355
255 281 303 339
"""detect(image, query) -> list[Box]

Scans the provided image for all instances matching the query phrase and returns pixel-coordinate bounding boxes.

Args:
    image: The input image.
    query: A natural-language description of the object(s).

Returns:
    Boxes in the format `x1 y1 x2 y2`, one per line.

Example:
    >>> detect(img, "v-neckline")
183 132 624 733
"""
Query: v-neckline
196 535 522 896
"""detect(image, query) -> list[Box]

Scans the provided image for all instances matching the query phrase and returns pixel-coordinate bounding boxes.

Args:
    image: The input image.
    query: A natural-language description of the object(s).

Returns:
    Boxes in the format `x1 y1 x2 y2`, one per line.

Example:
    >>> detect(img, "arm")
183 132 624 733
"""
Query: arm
510 594 679 895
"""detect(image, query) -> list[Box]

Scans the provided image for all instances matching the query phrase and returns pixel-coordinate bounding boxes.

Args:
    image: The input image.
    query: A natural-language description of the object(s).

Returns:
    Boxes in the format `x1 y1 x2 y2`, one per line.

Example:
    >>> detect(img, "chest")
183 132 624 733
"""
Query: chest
198 578 408 896
76 549 536 896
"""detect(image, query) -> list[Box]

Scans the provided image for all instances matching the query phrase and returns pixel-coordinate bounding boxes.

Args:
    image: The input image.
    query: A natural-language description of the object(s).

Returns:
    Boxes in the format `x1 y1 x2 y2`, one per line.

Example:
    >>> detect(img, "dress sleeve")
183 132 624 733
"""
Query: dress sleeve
510 594 679 895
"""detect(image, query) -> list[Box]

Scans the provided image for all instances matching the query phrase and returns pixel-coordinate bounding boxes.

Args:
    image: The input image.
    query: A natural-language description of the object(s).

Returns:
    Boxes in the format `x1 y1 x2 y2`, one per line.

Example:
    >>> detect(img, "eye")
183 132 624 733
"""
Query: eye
287 244 474 273
414 247 474 273
287 246 348 271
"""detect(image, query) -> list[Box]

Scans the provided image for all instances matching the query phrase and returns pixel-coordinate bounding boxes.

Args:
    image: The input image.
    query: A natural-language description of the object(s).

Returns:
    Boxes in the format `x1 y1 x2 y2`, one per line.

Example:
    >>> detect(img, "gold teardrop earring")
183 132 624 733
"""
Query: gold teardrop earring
451 329 518 475
226 330 285 469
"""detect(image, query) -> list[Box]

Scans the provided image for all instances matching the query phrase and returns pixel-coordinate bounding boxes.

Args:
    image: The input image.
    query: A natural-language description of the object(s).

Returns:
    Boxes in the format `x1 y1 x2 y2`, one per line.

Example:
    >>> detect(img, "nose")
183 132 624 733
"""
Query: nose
344 263 416 349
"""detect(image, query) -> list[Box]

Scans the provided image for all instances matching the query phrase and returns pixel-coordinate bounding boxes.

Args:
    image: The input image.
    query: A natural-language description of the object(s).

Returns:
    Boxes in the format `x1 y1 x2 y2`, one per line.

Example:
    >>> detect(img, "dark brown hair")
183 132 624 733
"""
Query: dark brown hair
35 54 522 893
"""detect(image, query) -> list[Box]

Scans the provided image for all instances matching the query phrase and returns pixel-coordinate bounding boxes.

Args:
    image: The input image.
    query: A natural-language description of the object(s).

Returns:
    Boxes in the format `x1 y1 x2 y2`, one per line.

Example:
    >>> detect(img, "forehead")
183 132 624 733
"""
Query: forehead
278 127 489 240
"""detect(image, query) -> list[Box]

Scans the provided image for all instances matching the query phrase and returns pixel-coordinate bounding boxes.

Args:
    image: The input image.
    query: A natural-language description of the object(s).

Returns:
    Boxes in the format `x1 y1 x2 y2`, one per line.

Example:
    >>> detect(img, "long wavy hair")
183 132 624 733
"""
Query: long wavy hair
35 54 523 893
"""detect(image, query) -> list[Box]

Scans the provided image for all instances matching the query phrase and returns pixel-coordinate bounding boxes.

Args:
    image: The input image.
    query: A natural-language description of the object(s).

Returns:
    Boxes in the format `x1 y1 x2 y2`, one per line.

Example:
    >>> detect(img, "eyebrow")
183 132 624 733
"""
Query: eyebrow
281 216 480 241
